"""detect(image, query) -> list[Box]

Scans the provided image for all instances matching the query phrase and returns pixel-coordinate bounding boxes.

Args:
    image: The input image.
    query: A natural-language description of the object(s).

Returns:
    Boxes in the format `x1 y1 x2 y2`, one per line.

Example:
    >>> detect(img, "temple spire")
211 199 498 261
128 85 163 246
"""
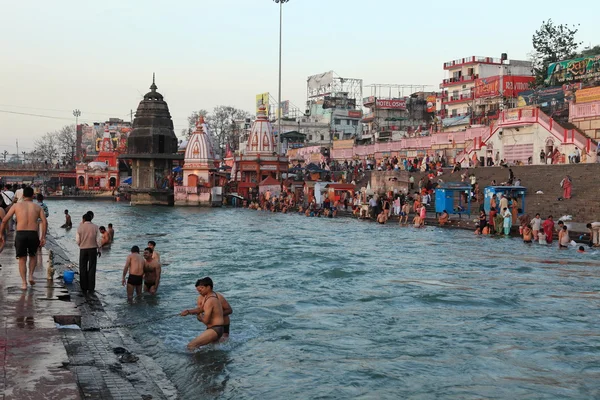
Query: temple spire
150 72 157 92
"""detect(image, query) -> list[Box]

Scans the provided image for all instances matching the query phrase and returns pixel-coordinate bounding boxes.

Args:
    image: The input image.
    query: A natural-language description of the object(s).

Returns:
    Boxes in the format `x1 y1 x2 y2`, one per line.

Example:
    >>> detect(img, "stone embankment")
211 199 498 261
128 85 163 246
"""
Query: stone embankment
0 233 177 400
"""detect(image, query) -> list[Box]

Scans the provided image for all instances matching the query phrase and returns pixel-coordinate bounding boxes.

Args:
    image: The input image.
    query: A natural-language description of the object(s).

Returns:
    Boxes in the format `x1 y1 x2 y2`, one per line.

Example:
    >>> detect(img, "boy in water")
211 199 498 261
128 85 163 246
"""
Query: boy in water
147 240 160 262
107 223 114 242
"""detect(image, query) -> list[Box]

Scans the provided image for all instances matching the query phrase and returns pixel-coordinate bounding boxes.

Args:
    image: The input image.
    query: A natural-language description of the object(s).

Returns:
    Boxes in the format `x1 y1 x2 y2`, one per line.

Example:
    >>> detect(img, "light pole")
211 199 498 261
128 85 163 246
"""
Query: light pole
73 109 81 127
274 0 289 156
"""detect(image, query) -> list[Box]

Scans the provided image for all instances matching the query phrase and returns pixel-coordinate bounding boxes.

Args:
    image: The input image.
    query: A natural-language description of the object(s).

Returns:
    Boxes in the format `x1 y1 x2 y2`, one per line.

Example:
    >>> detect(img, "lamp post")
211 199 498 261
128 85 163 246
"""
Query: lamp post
73 109 81 126
274 0 289 156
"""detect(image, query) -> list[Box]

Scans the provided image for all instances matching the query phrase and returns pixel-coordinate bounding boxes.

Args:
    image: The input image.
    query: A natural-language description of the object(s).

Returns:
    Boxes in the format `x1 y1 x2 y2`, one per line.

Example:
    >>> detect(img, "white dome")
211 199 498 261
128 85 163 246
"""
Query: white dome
245 105 275 155
184 117 216 168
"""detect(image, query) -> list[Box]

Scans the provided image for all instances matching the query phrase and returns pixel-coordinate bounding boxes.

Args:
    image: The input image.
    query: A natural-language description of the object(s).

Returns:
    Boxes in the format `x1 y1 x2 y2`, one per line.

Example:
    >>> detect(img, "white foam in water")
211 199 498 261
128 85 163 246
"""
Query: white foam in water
56 324 81 330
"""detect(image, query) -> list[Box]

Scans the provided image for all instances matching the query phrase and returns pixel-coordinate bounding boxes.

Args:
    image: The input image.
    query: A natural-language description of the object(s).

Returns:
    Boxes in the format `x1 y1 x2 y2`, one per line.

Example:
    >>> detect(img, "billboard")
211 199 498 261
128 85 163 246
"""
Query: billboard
256 93 270 115
576 86 600 104
546 54 600 84
517 86 568 116
426 95 437 113
307 71 333 91
375 99 406 110
278 100 290 118
474 76 535 98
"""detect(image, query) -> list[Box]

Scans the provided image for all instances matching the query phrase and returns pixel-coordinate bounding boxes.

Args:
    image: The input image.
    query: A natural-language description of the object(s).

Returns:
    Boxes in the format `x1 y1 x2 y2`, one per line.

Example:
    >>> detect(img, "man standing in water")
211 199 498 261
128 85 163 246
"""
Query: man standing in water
107 223 115 242
76 213 101 294
142 247 161 295
148 240 160 262
180 277 225 350
122 246 145 301
0 187 47 290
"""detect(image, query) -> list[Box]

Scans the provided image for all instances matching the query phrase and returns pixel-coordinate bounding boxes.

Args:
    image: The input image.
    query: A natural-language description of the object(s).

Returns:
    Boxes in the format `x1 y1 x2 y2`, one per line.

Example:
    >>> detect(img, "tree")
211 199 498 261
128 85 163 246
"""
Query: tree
182 109 210 138
34 132 59 162
531 19 582 87
33 124 76 164
55 125 76 161
184 106 251 156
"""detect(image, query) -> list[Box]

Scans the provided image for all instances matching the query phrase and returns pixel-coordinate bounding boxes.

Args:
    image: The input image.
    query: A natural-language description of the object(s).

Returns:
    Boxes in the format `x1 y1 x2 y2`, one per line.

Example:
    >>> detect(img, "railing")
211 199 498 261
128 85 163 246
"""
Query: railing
441 75 477 86
0 164 76 171
443 56 503 69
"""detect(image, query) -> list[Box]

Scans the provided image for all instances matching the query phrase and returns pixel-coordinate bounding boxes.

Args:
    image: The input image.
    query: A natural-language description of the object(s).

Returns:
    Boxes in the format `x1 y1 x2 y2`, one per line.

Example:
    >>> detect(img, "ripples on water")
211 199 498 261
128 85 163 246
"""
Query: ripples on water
48 201 600 399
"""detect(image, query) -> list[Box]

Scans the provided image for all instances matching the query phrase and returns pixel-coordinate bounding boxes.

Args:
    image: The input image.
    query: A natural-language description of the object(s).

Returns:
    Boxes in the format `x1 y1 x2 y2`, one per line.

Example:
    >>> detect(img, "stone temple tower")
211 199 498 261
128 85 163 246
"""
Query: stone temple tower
122 75 183 205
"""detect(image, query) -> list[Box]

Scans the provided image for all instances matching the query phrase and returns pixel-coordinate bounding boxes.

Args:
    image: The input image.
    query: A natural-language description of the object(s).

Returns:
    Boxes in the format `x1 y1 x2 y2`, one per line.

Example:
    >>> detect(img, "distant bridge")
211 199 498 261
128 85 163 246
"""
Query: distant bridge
0 165 76 182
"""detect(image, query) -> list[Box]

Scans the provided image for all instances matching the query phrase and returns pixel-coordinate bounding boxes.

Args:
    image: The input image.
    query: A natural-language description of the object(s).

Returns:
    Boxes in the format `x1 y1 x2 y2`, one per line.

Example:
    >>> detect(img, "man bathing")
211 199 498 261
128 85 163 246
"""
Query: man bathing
180 277 226 350
148 240 160 262
61 210 73 229
99 226 111 247
122 246 145 301
0 187 47 290
143 247 161 295
107 223 114 242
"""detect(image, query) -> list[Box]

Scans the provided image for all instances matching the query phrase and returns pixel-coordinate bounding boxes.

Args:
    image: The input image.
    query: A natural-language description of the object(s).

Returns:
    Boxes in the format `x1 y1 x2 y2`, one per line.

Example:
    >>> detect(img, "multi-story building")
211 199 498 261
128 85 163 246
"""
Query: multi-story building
361 92 437 143
440 55 533 130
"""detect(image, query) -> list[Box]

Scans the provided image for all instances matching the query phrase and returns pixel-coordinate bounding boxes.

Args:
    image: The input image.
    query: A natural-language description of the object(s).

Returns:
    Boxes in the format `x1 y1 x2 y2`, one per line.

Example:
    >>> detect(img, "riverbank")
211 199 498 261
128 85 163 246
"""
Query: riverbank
0 232 177 399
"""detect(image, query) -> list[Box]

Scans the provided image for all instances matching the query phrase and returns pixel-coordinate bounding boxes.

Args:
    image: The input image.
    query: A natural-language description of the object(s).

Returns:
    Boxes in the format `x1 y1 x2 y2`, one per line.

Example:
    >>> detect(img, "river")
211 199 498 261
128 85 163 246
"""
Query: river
47 200 600 399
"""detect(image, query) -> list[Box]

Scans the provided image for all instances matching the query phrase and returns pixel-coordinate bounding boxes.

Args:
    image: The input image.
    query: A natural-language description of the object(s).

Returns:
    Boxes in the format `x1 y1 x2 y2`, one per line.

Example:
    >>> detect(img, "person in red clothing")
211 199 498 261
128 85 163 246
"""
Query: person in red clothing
542 215 555 244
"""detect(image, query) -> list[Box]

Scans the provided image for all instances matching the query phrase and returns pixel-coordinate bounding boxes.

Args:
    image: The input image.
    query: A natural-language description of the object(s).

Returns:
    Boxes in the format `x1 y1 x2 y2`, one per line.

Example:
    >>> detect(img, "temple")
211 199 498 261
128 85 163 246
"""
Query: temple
75 127 121 191
230 105 288 200
120 75 183 205
175 116 222 206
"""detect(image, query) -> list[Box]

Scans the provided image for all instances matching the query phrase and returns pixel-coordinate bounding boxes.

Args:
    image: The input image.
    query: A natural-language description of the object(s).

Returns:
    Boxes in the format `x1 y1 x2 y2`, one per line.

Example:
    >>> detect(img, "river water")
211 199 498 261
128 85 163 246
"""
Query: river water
47 200 600 399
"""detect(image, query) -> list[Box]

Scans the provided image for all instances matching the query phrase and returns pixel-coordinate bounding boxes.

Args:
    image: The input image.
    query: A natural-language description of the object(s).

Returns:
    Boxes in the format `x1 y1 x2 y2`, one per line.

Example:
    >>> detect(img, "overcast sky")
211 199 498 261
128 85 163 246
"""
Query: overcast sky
1 0 598 153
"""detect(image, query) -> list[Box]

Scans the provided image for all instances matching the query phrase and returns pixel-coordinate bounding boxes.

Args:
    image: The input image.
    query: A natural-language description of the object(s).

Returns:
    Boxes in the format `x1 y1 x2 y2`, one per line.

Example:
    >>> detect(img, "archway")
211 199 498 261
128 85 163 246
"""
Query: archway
545 139 554 164
87 177 95 188
188 174 198 187
109 177 116 187
78 176 85 187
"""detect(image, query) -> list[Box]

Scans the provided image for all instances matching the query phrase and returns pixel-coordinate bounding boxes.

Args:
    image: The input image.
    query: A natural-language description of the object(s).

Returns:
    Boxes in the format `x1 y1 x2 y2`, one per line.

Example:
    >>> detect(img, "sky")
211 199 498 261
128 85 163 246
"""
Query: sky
1 0 598 154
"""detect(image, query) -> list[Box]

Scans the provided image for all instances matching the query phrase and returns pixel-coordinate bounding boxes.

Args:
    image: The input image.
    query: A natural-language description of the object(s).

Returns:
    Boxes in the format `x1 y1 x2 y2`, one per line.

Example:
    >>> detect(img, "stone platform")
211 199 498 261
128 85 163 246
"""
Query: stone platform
0 234 177 400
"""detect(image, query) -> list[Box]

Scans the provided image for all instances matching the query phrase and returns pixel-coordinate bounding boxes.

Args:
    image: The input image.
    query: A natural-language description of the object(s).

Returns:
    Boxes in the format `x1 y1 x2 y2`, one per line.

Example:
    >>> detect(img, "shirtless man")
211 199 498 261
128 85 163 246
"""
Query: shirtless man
107 223 114 242
399 202 409 225
192 287 233 341
0 187 47 290
180 277 225 350
412 214 422 228
522 224 533 243
142 247 161 295
122 246 145 301
148 240 160 262
377 211 387 225
61 209 73 229
99 226 111 247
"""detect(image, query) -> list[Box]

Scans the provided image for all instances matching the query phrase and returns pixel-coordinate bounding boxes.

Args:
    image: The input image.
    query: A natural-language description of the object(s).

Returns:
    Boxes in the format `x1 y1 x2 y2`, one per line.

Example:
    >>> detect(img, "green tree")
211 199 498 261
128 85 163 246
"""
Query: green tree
531 19 582 87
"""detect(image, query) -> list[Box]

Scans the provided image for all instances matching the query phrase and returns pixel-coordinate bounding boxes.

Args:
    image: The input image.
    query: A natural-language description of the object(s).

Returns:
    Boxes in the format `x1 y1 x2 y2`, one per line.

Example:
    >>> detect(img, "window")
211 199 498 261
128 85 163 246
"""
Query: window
334 119 340 125
451 109 457 117
309 135 313 141
352 120 358 126
320 135 324 141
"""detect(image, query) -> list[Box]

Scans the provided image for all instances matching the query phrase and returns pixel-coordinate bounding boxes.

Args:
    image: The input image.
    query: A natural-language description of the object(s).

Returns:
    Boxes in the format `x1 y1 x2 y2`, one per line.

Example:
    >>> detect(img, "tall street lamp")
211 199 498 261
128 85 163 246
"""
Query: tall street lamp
274 0 289 156
73 109 81 126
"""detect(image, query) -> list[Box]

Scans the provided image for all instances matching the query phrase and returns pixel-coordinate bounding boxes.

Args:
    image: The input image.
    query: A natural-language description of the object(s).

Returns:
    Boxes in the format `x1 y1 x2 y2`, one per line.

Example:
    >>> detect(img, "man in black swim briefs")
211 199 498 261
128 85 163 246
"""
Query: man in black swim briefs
122 246 145 301
180 277 225 350
0 187 47 290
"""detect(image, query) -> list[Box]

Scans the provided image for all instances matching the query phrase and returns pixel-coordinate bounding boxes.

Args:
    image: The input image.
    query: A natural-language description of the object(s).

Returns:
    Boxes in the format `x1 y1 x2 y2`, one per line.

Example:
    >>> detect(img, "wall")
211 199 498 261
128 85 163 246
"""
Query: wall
368 171 409 194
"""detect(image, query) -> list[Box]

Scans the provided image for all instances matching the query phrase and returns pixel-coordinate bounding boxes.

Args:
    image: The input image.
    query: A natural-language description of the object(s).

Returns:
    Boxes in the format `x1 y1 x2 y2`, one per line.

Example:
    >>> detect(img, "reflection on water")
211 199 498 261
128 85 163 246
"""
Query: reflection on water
48 200 600 399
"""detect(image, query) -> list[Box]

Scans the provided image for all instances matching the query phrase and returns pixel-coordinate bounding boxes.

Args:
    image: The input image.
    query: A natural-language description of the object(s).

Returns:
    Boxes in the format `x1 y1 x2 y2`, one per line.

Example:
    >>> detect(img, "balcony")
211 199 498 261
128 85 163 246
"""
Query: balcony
440 75 478 88
443 56 503 70
442 93 474 105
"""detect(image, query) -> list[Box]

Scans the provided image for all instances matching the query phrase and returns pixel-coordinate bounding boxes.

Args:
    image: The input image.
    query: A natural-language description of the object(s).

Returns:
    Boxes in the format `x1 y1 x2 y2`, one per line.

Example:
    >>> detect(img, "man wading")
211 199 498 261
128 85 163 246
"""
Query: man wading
76 212 101 294
0 187 47 290
180 277 225 350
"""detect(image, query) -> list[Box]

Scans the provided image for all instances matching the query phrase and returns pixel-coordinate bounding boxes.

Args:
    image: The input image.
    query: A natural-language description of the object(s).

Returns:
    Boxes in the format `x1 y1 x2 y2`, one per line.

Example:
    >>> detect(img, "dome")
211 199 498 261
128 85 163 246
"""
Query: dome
127 74 179 156
184 116 216 168
245 105 276 155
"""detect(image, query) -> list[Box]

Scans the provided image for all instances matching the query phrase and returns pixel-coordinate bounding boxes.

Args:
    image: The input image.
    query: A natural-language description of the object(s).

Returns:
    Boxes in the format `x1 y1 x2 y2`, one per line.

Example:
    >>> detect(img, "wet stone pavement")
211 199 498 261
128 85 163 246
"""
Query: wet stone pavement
0 234 177 400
